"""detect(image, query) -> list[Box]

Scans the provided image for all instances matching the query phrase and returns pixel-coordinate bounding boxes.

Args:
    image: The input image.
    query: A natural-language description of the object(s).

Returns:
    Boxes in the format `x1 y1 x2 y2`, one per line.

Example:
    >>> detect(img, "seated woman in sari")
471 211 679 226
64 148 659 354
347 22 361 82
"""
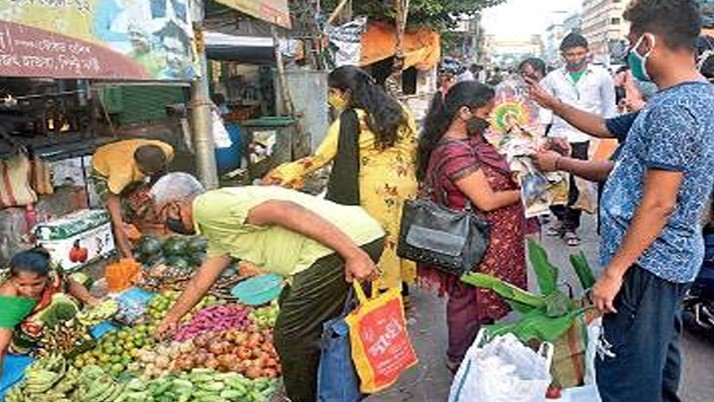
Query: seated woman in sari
0 248 99 375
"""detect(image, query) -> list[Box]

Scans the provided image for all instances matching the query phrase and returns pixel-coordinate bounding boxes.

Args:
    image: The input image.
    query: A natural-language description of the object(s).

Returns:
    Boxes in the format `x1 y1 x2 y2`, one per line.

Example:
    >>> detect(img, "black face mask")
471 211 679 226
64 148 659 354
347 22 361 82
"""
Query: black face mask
465 117 490 137
166 217 195 235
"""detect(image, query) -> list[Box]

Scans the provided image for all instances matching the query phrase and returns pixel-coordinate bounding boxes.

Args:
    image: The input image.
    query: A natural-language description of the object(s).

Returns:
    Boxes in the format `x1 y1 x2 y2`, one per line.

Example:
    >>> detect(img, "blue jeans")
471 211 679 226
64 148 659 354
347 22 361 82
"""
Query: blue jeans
596 266 690 402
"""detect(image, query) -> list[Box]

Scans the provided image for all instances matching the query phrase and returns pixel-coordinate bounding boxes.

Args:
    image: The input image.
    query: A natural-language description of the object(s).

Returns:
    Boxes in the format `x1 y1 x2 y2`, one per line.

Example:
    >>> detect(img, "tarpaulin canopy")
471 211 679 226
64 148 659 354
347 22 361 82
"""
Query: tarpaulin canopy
359 22 440 71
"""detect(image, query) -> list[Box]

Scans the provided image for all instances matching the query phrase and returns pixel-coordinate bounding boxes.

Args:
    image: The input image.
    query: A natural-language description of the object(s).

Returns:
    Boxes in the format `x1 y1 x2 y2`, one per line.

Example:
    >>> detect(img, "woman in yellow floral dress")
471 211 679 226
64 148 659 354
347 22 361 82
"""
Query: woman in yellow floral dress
265 65 418 292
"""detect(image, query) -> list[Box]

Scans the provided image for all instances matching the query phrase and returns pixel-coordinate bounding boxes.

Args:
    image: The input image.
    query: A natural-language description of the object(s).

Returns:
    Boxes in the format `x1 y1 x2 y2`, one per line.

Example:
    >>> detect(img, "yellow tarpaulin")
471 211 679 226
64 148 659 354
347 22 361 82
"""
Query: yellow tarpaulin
214 0 291 29
360 22 440 71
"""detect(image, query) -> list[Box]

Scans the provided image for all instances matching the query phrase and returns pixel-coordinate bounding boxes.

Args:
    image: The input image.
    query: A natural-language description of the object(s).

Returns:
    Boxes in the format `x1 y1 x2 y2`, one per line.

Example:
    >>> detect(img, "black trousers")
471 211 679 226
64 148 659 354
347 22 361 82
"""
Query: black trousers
273 238 384 402
596 266 690 402
551 141 590 231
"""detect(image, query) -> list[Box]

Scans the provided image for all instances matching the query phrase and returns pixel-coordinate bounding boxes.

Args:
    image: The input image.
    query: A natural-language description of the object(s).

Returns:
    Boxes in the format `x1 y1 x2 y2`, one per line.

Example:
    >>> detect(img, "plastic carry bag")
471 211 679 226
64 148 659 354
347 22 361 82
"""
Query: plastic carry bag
449 330 554 402
317 288 364 402
345 282 418 394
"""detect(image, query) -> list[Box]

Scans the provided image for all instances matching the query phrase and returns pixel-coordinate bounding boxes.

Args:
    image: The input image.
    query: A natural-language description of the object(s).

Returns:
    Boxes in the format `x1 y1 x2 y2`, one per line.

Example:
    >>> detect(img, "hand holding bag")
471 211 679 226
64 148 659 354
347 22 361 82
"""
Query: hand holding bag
346 282 418 394
317 288 365 402
396 141 490 276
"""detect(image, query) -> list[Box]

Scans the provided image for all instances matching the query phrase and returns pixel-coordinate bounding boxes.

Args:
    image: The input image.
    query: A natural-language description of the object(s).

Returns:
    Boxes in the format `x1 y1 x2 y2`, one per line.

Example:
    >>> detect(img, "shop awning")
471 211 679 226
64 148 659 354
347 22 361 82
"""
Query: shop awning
213 0 291 29
360 22 441 71
204 31 275 63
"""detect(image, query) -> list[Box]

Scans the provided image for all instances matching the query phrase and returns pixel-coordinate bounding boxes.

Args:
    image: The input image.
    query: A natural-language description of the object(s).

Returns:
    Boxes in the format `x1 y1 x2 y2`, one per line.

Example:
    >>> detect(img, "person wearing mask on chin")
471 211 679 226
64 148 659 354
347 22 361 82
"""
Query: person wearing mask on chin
540 33 617 247
589 1 714 401
91 139 174 258
149 173 385 402
264 65 418 303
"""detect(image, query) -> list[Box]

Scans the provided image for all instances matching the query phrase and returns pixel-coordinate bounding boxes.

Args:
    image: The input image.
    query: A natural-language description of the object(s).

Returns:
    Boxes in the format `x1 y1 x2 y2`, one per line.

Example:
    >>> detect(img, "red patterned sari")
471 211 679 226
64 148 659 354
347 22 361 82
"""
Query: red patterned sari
418 137 527 363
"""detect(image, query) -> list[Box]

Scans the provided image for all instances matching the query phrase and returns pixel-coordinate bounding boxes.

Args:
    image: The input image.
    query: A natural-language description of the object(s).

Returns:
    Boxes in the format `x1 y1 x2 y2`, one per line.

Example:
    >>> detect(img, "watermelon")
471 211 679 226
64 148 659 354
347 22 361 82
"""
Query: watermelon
186 252 206 268
162 236 189 256
186 236 208 254
165 255 191 271
136 235 163 257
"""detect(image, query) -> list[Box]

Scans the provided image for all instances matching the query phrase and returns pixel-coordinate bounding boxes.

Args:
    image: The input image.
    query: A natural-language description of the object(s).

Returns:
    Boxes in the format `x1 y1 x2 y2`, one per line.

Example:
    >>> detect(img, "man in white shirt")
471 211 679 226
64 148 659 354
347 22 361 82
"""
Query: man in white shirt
541 33 617 246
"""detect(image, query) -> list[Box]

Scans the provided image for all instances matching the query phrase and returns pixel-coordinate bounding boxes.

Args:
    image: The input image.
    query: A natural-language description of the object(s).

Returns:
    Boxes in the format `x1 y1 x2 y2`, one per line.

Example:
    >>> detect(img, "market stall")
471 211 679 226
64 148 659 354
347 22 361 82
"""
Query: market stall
1 233 284 402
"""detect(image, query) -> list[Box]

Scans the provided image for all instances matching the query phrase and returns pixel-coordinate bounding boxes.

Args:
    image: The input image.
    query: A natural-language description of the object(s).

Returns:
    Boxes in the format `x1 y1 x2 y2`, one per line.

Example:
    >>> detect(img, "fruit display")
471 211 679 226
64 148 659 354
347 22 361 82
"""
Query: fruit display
34 319 95 359
8 282 282 402
249 302 279 329
118 369 277 402
174 304 252 342
105 259 142 293
72 324 156 376
76 300 119 326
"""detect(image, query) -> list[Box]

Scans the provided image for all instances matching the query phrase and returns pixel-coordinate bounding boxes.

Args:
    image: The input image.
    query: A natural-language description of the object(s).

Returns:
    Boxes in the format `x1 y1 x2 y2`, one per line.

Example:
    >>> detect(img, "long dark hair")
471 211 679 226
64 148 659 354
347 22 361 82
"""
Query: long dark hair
328 66 406 149
417 81 495 181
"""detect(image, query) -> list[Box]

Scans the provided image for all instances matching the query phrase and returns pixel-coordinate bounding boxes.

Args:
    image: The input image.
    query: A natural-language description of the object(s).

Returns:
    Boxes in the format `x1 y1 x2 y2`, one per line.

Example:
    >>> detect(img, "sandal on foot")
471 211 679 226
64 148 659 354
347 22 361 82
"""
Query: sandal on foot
546 225 565 237
564 231 580 247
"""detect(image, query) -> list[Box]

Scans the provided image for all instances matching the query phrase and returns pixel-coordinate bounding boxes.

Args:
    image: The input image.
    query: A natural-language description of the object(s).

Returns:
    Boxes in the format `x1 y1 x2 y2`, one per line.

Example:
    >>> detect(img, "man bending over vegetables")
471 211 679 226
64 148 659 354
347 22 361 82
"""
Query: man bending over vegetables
150 173 385 402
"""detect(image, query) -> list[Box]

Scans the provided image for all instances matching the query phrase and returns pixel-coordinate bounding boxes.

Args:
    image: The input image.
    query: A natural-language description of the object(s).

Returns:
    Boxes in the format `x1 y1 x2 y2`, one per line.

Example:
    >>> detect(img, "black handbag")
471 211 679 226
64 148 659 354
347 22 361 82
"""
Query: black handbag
396 144 490 276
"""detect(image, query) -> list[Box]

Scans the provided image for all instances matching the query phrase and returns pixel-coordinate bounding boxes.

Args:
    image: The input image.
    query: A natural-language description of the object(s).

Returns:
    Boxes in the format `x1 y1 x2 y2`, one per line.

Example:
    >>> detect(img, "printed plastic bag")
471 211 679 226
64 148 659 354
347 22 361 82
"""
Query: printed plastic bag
449 330 553 402
345 282 418 393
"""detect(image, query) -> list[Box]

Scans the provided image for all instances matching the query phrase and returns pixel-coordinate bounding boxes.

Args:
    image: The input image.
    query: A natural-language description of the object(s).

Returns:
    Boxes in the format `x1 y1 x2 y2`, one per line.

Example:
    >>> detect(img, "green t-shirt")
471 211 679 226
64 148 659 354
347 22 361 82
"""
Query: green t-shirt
192 186 385 277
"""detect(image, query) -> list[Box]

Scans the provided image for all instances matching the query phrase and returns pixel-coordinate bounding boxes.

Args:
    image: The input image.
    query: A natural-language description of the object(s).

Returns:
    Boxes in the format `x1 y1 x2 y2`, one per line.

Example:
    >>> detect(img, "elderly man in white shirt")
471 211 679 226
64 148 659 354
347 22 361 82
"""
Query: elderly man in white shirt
540 33 617 246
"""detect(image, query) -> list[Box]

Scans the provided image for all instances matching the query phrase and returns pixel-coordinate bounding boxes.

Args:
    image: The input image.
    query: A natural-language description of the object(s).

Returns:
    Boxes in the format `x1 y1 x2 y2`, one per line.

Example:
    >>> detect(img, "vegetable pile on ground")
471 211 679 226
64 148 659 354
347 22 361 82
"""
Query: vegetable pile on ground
119 369 277 402
7 284 283 401
5 355 126 402
135 308 280 380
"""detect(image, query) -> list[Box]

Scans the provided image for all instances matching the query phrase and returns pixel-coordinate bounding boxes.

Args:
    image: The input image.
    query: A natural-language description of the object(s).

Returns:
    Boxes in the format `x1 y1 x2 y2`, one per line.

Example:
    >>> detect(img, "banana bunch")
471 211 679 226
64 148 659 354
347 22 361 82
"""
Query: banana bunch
76 300 120 326
6 354 76 402
70 364 125 402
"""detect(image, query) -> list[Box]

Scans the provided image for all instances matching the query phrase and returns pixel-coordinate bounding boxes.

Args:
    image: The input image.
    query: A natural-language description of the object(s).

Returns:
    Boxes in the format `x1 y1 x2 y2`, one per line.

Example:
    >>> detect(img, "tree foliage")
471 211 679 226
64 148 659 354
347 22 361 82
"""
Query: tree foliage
292 0 507 31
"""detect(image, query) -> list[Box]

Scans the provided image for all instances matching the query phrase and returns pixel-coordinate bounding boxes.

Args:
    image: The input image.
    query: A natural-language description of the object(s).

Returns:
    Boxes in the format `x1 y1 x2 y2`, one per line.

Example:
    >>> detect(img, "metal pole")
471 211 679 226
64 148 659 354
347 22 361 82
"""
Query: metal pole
190 3 219 190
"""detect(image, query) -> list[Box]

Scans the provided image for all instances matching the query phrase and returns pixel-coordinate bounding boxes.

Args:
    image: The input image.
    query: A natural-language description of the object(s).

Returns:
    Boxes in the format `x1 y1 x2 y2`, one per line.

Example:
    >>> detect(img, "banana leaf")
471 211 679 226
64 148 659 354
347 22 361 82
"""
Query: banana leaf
486 307 592 343
544 290 574 318
570 252 597 290
528 240 559 295
461 273 546 309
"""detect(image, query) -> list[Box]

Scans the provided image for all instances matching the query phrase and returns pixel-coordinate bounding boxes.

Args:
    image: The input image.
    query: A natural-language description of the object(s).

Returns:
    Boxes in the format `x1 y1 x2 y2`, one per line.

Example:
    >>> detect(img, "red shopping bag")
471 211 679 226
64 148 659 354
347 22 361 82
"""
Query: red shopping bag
345 282 418 393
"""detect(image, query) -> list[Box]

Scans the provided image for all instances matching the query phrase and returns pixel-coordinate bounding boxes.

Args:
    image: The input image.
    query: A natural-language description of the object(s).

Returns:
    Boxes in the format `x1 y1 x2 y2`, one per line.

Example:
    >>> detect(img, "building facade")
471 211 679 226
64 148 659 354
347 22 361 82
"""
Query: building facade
581 0 629 65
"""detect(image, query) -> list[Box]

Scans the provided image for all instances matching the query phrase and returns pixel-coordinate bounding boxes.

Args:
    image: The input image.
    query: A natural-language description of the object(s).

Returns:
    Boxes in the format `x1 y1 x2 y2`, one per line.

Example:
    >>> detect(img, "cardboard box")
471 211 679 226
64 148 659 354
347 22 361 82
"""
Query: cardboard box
35 209 115 272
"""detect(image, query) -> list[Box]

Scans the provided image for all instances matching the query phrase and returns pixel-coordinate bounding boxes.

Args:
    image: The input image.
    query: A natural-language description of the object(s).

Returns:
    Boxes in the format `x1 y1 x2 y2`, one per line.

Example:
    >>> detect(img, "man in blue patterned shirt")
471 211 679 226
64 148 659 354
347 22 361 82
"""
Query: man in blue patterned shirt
592 1 714 401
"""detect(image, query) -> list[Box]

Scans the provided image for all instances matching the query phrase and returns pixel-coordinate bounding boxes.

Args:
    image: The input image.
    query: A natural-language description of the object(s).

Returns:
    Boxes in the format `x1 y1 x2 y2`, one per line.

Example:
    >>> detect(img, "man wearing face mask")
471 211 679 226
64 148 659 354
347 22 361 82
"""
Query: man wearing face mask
590 1 714 401
91 139 174 258
150 173 385 402
540 33 617 247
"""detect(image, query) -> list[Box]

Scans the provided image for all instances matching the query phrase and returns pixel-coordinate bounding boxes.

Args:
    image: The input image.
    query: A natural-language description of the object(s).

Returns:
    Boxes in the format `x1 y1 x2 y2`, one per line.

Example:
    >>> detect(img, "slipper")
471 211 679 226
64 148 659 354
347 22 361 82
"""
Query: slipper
546 225 565 237
564 231 580 247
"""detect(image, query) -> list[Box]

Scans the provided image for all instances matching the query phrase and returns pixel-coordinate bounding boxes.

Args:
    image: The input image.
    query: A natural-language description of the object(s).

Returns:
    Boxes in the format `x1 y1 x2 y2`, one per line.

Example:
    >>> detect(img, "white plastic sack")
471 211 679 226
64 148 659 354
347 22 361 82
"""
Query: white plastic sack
449 332 553 402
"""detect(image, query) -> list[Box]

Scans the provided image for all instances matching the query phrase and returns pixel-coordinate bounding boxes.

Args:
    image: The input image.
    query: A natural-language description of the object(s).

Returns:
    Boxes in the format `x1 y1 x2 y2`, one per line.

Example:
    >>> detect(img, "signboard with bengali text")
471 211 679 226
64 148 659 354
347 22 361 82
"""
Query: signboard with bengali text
0 0 195 81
